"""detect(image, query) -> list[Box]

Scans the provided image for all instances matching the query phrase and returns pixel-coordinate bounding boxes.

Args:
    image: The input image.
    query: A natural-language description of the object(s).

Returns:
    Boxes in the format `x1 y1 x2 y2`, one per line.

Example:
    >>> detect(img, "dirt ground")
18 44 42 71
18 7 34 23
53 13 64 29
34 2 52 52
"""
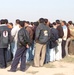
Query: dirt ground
0 56 74 75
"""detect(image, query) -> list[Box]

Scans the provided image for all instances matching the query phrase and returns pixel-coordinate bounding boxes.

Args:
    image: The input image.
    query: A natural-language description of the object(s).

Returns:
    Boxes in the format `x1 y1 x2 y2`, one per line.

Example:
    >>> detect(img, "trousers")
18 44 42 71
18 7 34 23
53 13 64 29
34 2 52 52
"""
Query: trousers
10 47 26 71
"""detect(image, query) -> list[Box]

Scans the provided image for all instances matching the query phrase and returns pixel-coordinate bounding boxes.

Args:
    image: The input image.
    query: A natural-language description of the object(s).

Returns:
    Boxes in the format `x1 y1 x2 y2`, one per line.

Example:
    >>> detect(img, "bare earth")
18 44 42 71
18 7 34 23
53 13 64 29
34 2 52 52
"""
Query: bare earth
0 56 74 75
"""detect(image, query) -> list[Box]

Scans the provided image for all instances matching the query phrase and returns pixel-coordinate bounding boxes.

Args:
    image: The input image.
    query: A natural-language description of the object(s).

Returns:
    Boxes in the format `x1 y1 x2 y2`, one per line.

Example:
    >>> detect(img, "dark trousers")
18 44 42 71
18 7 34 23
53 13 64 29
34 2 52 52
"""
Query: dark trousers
62 40 66 58
0 48 7 68
11 47 26 71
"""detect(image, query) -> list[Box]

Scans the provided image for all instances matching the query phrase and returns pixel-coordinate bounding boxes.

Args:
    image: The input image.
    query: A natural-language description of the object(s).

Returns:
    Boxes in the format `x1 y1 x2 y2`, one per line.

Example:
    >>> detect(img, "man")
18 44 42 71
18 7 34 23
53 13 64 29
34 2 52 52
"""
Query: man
8 21 30 72
61 21 68 58
56 20 64 60
65 21 74 55
34 18 51 67
49 22 59 62
11 19 20 59
0 19 10 68
24 21 34 62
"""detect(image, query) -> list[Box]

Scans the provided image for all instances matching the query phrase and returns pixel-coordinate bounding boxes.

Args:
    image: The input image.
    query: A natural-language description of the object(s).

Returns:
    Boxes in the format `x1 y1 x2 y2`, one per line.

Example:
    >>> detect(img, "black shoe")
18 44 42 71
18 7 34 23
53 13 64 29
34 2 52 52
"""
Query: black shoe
8 70 16 72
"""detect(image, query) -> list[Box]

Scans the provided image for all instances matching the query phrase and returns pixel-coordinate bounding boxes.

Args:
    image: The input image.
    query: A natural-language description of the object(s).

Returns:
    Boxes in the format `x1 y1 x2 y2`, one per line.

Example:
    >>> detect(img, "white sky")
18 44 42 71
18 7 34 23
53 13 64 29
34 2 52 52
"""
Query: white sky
0 0 74 23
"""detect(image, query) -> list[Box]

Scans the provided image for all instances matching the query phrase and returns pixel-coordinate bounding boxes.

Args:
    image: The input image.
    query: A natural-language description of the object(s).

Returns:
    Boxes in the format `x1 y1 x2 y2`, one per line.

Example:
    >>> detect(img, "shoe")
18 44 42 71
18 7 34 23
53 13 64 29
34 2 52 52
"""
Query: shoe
8 70 16 72
32 65 39 68
20 69 25 72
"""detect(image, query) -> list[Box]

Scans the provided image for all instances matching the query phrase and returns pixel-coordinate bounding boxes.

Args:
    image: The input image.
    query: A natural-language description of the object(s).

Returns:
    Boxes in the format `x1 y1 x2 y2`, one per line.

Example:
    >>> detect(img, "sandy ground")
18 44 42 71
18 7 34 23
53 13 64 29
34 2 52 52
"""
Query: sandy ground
0 57 74 75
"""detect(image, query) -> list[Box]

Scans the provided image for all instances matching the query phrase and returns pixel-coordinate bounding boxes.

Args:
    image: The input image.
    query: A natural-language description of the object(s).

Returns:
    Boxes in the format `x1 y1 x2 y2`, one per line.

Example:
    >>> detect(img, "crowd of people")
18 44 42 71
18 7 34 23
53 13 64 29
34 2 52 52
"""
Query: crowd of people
0 18 74 72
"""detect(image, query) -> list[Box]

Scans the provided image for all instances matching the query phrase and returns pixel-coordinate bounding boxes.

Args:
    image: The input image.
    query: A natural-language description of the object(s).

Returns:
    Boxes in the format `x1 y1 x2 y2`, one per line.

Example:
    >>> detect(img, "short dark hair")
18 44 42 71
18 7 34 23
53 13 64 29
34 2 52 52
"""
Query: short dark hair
34 22 39 26
49 24 53 28
56 20 60 24
16 19 20 24
9 23 13 26
25 21 30 24
19 21 24 27
1 19 5 24
5 19 8 24
39 18 45 23
62 21 66 25
52 22 56 26
31 22 34 25
44 19 48 24
68 21 73 25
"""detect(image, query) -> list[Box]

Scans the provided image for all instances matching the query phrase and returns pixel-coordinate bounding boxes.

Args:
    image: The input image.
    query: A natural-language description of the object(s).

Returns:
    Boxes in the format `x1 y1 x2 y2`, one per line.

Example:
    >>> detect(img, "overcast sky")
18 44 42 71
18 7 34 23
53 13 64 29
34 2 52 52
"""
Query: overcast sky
0 0 74 23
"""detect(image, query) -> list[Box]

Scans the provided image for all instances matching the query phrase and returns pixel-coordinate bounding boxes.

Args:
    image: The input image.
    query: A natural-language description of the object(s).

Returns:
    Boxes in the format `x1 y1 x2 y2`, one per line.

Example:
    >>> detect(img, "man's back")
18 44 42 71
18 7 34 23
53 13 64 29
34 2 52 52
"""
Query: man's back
17 27 30 48
0 24 10 48
11 25 20 43
57 25 64 38
35 23 51 44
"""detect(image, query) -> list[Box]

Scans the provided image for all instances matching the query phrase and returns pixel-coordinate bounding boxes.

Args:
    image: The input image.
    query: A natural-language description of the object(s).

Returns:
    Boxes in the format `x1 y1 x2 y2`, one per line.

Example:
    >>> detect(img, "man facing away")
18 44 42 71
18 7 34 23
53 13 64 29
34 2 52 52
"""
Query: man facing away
11 19 20 59
34 18 51 67
8 21 30 72
55 20 64 60
0 19 11 68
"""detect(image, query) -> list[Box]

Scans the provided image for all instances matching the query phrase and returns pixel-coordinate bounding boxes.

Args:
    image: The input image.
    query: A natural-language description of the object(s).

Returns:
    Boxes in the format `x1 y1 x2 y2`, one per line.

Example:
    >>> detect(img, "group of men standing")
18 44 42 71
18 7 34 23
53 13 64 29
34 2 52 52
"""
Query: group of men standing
0 18 74 72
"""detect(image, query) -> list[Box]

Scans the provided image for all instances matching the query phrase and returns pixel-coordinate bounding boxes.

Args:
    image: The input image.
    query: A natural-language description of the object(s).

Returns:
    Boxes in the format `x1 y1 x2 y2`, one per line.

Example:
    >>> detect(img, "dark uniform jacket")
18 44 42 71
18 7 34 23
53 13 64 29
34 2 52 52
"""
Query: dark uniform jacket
0 24 11 48
49 28 59 49
35 23 51 44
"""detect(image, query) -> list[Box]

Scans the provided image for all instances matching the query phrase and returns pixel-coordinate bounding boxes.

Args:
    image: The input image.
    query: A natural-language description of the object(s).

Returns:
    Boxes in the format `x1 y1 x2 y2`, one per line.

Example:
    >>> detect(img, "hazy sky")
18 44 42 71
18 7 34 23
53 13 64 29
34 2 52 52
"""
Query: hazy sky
0 0 74 23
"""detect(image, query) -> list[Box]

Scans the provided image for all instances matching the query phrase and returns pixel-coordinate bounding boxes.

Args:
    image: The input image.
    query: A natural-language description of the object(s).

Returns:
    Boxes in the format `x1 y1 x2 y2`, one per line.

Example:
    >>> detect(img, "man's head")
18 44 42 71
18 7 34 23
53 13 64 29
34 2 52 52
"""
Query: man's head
52 22 57 29
19 21 24 28
56 20 60 25
5 19 8 24
44 18 50 26
24 21 30 27
68 21 73 26
61 21 66 26
34 22 39 27
39 18 45 24
16 19 20 25
8 23 13 28
1 19 5 24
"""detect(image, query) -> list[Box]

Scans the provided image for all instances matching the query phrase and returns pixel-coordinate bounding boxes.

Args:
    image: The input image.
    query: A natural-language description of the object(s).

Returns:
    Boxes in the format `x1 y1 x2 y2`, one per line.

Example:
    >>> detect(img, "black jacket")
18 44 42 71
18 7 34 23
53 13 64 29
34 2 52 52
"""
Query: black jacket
0 24 11 48
49 28 59 49
17 28 30 48
57 25 64 38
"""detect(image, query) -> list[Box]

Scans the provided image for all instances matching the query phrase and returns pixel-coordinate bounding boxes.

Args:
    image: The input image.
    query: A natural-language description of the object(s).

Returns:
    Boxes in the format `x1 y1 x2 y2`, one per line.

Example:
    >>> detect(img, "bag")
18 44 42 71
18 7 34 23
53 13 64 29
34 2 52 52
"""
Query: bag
38 29 49 44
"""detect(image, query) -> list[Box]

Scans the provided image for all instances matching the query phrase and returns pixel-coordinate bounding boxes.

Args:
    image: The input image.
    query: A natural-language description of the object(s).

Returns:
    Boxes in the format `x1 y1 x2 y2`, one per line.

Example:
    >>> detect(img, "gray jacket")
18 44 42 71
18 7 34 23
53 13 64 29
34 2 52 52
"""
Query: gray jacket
35 23 51 44
0 24 11 48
